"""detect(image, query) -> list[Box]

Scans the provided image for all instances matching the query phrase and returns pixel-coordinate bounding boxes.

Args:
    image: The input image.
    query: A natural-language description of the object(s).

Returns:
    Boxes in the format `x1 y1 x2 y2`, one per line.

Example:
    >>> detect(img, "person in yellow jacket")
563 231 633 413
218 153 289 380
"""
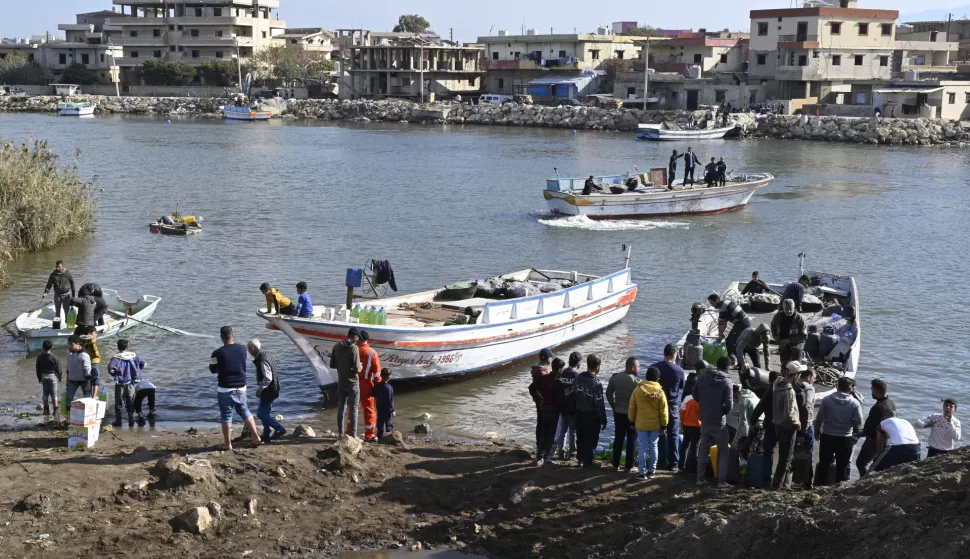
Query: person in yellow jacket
628 366 669 479
260 283 296 315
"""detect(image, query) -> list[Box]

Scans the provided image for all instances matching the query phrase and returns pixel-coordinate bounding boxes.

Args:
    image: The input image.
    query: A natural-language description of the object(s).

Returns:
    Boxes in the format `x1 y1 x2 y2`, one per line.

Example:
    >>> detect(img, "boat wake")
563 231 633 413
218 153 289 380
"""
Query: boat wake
538 215 690 231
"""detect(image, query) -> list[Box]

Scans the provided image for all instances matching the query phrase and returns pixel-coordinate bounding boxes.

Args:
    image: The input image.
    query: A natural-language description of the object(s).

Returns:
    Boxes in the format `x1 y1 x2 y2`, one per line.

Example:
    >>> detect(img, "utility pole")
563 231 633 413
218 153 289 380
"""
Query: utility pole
235 38 243 94
450 28 453 42
419 45 424 103
947 13 953 40
642 38 650 110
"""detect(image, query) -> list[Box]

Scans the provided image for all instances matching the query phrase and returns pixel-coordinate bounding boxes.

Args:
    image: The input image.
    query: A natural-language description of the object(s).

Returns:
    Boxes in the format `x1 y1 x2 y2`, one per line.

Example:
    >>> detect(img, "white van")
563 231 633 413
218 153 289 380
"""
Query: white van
479 94 513 105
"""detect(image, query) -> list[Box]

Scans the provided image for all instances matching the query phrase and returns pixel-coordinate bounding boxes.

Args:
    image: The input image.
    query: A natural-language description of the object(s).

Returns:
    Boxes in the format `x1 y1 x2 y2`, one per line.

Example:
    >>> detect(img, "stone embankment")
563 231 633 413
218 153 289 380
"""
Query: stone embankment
3 95 968 145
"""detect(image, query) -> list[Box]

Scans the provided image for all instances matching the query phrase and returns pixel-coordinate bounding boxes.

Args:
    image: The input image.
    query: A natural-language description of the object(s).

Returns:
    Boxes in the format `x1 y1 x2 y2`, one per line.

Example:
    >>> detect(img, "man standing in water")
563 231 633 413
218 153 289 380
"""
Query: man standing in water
43 260 75 325
575 354 607 469
331 327 362 439
210 326 262 450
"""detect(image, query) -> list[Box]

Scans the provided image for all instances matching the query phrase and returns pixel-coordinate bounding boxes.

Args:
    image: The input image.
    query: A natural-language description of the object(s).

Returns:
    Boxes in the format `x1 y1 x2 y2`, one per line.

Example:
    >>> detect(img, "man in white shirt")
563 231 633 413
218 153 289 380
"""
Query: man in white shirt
871 412 921 473
915 398 961 458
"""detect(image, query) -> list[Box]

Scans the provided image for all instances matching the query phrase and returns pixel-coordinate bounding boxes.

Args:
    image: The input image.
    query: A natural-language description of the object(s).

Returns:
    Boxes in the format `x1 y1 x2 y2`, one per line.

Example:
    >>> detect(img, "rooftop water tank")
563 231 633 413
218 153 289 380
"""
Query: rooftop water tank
498 30 507 37
687 65 703 79
597 27 608 35
526 29 536 36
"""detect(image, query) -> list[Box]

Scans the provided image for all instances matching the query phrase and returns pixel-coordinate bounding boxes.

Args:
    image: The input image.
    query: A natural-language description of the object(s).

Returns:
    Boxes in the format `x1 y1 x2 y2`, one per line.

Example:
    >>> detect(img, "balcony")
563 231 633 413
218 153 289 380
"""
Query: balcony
113 37 167 46
178 36 253 46
778 34 819 49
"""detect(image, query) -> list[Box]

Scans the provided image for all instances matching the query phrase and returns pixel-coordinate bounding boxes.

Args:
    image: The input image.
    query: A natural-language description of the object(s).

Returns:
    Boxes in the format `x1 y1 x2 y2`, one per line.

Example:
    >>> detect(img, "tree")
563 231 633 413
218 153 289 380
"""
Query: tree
60 63 99 85
623 26 657 37
198 60 237 86
248 45 334 87
136 59 197 86
0 55 46 85
600 58 629 95
393 14 431 34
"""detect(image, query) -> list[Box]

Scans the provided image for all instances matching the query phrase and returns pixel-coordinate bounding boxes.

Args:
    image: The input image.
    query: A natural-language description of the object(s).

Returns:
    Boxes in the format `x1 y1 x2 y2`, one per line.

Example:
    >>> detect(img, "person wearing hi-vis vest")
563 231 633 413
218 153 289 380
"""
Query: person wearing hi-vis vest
348 330 382 441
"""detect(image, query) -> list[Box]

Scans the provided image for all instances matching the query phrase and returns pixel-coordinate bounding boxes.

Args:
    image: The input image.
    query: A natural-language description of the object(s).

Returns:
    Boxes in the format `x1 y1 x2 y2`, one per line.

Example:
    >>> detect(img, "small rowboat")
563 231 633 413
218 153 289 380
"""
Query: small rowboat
9 290 162 352
150 215 202 235
223 104 272 121
259 265 637 391
636 122 736 141
544 171 773 219
57 102 96 116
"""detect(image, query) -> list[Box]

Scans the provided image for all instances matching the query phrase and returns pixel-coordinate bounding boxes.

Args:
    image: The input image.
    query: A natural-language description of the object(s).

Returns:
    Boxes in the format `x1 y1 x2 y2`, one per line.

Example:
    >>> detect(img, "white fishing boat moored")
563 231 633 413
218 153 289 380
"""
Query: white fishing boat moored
223 104 273 121
675 256 859 401
544 171 773 219
57 102 96 116
636 122 736 141
259 263 638 392
9 290 162 352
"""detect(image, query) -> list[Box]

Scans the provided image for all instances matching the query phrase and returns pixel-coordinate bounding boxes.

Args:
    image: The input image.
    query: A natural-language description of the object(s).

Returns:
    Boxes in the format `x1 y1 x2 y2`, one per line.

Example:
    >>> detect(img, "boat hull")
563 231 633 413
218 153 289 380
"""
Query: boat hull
544 175 773 219
636 124 736 141
260 269 637 389
57 106 95 116
223 107 272 121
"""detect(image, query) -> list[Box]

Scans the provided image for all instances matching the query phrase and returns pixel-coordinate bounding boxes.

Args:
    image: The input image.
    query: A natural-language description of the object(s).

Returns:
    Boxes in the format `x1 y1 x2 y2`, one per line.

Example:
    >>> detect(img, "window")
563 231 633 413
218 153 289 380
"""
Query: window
177 25 183 30
216 30 223 37
262 31 267 39
855 55 863 65
191 50 200 58
130 51 138 58
758 22 768 36
81 54 89 64
170 46 176 51
720 53 728 63
798 54 807 66
558 50 566 58
194 8 202 16
930 31 939 42
879 56 888 67
858 23 868 36
832 55 841 65
213 8 222 16
616 50 624 59
178 46 183 51
949 92 956 104
290 39 297 44
216 51 223 58
191 29 199 37
59 53 67 64
100 54 104 62
153 50 161 58
0 54 5 60
831 22 842 35
590 49 600 60
497 78 505 89
468 78 475 86
756 54 766 65
169 25 175 31
627 87 636 96
129 30 138 37
672 91 678 99
491 51 498 60
715 90 726 102
881 23 892 36
966 92 970 103
694 53 702 63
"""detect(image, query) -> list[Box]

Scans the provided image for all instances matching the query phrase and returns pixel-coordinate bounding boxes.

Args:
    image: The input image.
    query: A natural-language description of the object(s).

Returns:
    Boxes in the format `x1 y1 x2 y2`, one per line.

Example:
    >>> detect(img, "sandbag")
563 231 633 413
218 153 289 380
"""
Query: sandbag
474 277 505 298
802 294 823 313
505 281 540 299
748 293 781 313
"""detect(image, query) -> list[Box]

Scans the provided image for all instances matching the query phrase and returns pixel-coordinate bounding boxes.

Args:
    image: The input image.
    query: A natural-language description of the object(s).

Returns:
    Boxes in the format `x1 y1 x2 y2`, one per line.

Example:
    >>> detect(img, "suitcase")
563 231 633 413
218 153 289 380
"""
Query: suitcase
791 438 812 486
745 451 766 488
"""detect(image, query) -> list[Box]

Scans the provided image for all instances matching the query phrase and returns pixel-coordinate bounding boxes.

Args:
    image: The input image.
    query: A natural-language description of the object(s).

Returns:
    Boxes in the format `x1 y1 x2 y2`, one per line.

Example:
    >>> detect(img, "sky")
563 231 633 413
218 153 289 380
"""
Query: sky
3 0 969 43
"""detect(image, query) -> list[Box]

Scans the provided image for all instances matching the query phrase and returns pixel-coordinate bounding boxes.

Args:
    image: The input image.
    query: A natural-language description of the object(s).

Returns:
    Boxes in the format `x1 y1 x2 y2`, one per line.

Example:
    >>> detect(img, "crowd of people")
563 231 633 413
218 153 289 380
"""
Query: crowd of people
526 328 961 489
667 148 728 189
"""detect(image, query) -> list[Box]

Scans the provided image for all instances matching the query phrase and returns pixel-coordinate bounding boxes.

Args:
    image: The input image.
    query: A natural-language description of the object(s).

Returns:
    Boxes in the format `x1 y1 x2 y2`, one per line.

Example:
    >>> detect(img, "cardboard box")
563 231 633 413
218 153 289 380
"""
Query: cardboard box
70 398 98 426
95 400 106 421
68 424 98 449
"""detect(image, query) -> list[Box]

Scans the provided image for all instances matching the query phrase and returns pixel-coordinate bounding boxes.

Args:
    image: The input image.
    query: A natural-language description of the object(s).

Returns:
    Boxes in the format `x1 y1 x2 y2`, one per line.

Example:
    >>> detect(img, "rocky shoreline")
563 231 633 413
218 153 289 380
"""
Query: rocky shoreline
3 94 969 145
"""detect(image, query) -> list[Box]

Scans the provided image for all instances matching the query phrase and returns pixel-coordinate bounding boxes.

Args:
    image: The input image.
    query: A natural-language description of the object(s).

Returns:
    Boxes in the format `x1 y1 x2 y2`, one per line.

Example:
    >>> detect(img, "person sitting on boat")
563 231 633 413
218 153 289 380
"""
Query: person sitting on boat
704 158 718 187
779 275 811 313
716 158 727 187
771 299 807 369
582 176 604 196
624 176 639 192
707 292 752 368
294 281 314 319
741 271 772 296
260 283 296 315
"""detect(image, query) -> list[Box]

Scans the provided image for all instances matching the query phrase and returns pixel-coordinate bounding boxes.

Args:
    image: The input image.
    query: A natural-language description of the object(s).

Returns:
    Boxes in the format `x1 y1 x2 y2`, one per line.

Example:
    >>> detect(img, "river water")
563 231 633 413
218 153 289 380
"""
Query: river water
0 113 967 450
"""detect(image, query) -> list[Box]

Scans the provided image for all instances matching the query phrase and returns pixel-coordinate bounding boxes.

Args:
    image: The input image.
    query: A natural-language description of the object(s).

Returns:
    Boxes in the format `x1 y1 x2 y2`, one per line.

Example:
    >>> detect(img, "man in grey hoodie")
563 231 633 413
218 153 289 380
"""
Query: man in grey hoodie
771 362 802 490
65 335 92 402
693 356 734 489
606 357 641 472
813 376 863 486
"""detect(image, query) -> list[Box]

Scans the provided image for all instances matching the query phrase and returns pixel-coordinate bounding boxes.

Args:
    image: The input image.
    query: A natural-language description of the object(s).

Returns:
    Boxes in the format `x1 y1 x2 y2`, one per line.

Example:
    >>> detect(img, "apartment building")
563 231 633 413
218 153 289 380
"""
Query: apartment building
905 20 970 61
337 29 483 99
648 35 747 75
108 0 286 69
749 0 898 105
274 28 337 58
476 31 637 95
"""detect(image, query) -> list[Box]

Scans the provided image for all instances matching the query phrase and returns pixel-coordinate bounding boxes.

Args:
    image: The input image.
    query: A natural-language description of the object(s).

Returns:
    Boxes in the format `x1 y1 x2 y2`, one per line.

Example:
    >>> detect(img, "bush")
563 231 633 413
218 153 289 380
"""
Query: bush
60 63 99 86
137 59 197 86
0 55 46 85
198 60 237 87
0 140 96 283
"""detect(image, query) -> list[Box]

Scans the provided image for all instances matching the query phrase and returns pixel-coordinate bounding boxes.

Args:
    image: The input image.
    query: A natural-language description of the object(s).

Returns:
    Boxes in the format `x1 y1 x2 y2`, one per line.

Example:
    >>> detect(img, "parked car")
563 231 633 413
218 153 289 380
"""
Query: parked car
513 94 534 105
557 98 583 106
253 89 281 100
479 94 513 105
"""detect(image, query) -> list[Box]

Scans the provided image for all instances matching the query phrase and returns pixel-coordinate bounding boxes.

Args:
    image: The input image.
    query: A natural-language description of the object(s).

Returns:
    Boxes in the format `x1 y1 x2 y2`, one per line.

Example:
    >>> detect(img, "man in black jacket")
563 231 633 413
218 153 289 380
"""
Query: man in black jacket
683 147 700 186
43 260 75 325
856 378 895 477
668 150 678 189
574 354 607 468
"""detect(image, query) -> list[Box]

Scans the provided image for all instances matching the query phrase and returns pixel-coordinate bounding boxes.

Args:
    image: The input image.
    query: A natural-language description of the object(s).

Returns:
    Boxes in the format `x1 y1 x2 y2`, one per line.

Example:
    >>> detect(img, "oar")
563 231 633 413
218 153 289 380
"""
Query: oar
106 310 215 338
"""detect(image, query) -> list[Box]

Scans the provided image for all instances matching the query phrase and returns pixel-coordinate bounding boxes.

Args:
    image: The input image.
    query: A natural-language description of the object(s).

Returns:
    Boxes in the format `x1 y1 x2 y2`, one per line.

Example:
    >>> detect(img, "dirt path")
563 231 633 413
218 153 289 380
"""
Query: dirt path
0 422 967 558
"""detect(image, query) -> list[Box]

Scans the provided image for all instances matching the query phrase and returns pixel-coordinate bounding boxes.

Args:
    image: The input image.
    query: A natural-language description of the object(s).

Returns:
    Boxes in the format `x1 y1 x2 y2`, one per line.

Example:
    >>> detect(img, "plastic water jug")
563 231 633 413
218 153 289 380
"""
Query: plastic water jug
351 304 361 320
97 390 108 402
379 307 387 325
66 307 78 329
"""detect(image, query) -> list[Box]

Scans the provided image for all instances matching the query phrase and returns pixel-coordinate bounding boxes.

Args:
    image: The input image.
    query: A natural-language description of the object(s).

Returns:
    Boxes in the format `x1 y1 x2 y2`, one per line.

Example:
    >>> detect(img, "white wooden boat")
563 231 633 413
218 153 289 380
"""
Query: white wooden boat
259 267 637 392
10 290 162 352
636 122 736 141
57 102 96 116
544 172 773 219
675 263 859 401
223 104 273 121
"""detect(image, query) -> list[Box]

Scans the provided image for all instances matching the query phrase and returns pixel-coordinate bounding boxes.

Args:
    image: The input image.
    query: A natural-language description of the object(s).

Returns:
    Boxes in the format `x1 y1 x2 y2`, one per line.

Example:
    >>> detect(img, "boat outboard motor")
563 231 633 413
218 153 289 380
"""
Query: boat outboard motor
689 302 705 332
744 367 772 390
681 302 708 369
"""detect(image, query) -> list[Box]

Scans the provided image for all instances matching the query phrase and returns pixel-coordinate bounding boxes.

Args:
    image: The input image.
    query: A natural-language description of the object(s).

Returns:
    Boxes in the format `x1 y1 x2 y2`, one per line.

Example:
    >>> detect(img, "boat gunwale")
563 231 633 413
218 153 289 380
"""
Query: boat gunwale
16 292 162 340
545 175 773 204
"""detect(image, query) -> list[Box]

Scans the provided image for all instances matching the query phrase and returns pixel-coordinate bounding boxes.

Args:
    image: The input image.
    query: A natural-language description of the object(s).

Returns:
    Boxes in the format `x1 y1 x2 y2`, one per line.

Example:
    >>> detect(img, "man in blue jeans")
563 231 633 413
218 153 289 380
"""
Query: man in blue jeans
248 339 286 443
210 326 262 450
652 344 685 470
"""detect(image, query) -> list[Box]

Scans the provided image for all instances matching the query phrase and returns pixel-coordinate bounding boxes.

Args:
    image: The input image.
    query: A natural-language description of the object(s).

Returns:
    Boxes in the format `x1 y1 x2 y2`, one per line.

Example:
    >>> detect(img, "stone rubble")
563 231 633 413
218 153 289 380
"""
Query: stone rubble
2 95 967 146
